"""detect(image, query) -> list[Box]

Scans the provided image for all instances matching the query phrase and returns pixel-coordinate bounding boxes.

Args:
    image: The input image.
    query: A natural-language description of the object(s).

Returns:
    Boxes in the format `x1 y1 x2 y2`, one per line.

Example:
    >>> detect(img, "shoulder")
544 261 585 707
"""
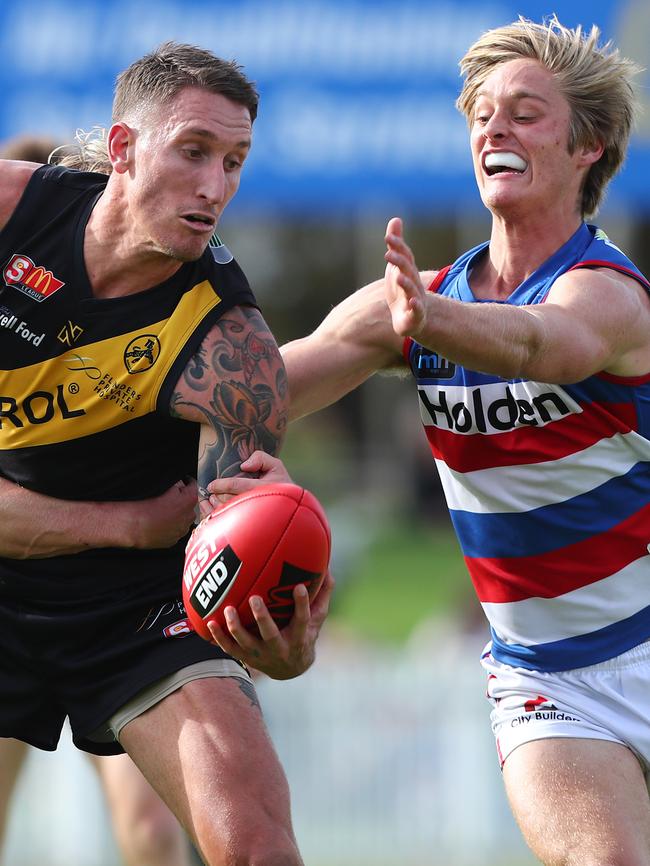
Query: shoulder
0 160 41 230
549 264 649 309
0 162 107 232
547 266 650 376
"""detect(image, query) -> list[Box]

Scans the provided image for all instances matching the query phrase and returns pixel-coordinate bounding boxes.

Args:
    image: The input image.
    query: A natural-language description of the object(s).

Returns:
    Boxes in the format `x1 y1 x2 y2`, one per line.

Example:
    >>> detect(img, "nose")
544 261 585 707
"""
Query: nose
482 109 508 141
198 165 227 205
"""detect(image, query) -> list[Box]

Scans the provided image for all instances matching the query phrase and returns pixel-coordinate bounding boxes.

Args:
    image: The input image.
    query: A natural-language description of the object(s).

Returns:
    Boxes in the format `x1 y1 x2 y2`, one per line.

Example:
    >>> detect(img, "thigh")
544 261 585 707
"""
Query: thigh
503 737 650 866
119 676 301 866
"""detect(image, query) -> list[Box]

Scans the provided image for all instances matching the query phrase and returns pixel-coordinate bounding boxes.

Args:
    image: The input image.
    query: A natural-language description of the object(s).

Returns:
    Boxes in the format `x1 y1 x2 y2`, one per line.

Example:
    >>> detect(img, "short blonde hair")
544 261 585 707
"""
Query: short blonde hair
456 15 641 217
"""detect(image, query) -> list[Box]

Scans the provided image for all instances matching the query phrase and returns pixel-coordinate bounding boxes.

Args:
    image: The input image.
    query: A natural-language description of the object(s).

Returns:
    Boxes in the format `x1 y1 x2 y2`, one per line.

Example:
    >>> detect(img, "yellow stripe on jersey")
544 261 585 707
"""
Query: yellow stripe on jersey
0 279 221 449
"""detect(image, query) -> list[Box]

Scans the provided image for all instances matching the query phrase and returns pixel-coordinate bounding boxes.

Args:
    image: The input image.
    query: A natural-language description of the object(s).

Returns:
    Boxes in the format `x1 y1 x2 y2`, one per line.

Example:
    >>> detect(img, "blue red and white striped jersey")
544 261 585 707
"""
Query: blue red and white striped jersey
404 223 650 672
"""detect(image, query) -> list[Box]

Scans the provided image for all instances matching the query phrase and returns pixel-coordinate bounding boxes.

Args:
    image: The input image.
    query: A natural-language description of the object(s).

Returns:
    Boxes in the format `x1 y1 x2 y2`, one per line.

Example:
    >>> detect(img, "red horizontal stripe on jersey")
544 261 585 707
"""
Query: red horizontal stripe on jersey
468 503 650 603
424 401 636 473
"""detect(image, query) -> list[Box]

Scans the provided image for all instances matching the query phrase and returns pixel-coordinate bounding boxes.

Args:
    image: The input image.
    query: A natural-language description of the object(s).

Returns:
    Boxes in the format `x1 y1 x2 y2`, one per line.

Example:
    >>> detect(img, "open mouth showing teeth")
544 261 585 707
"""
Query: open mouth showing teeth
484 152 528 176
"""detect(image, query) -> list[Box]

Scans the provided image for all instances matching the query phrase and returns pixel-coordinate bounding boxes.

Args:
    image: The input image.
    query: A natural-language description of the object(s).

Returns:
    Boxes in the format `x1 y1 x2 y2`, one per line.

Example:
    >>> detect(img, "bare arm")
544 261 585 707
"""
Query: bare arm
206 274 436 501
0 160 40 230
385 217 650 382
281 278 414 421
0 477 199 558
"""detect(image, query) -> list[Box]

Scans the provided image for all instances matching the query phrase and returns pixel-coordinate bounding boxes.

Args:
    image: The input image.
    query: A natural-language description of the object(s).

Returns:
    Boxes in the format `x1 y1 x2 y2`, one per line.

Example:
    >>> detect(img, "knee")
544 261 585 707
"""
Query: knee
197 825 302 866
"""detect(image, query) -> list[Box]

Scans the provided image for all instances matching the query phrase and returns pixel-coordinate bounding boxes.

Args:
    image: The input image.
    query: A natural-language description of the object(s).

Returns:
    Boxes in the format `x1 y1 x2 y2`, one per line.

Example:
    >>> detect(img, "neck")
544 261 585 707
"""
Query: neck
84 184 182 300
471 210 583 300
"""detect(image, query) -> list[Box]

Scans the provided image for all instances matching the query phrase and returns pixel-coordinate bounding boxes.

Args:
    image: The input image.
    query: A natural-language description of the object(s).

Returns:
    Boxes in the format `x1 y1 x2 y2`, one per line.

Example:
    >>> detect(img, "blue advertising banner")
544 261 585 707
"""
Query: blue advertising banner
0 0 647 215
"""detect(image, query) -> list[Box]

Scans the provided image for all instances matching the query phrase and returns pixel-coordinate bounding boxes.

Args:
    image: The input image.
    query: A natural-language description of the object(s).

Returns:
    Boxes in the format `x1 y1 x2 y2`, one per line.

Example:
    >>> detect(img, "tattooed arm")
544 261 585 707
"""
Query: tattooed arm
170 304 332 679
171 305 289 488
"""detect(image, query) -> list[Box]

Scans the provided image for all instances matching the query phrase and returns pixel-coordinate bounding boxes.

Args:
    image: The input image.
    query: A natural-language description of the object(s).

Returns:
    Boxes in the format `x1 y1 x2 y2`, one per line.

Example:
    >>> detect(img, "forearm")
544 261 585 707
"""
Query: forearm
417 292 545 379
282 337 381 421
282 282 405 421
0 479 134 558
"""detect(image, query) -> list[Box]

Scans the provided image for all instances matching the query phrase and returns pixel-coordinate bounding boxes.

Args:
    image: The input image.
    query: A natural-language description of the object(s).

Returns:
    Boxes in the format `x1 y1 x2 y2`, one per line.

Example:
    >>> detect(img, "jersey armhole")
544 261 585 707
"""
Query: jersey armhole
401 265 452 363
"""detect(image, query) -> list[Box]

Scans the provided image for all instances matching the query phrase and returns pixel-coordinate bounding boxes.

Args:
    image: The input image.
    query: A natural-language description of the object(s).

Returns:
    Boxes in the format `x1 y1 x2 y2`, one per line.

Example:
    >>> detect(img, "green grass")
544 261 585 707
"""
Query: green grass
330 518 476 645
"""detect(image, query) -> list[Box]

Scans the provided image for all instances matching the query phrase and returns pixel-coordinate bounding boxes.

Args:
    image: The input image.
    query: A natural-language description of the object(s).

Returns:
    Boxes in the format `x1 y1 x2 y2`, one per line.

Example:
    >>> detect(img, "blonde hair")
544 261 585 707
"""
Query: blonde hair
49 127 112 175
456 15 641 216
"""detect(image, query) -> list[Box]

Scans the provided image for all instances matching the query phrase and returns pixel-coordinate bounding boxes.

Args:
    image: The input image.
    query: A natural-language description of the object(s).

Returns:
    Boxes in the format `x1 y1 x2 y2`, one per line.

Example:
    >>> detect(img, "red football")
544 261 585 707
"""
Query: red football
182 483 331 639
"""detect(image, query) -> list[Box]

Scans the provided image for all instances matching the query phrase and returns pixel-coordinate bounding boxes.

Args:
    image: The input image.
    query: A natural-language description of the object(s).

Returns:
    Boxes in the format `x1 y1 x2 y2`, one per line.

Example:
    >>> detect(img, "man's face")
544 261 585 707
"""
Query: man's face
469 58 587 219
124 87 252 262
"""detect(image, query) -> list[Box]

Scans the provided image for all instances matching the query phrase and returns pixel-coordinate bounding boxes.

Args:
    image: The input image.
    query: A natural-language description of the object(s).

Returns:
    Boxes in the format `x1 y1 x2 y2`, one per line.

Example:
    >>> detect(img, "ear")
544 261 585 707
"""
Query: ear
577 138 605 168
107 122 134 175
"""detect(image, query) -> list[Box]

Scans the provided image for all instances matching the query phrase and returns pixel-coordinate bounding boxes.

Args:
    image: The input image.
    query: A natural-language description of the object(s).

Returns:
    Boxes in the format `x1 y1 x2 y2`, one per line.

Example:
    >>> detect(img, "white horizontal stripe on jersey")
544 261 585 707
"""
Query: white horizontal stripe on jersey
436 431 650 514
481 553 650 646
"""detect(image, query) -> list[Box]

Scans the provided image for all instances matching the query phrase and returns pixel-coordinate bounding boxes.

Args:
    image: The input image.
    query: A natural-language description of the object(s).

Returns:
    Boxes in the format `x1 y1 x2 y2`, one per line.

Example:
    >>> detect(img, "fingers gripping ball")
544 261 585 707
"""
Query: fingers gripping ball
183 483 331 639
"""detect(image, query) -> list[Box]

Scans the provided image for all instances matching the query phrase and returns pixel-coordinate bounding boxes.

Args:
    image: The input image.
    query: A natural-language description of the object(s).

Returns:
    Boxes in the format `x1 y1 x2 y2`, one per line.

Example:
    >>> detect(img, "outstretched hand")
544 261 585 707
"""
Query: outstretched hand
207 570 335 680
384 216 427 338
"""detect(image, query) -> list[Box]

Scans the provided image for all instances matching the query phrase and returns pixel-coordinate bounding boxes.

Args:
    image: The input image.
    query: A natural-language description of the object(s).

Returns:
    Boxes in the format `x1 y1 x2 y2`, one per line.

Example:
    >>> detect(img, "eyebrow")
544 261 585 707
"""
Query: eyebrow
477 89 550 105
185 127 252 149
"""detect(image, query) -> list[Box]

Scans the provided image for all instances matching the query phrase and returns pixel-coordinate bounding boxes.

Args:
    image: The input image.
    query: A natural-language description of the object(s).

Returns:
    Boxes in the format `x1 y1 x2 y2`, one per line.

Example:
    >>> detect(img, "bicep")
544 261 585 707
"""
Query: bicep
171 306 288 487
526 270 650 381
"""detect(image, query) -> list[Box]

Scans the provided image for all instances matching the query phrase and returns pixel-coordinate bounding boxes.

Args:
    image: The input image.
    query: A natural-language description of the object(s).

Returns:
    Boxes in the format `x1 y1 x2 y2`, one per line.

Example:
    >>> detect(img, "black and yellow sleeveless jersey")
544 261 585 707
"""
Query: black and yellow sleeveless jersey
0 165 257 595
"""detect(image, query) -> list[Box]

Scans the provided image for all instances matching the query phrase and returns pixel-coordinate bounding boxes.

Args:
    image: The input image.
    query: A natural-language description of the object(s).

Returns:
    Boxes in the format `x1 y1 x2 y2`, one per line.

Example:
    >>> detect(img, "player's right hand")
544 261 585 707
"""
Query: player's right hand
128 478 199 548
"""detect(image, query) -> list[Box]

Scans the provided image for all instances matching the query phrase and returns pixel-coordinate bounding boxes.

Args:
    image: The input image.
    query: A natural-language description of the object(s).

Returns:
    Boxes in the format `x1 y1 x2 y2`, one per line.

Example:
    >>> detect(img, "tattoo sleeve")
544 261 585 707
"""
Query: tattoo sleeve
170 306 288 488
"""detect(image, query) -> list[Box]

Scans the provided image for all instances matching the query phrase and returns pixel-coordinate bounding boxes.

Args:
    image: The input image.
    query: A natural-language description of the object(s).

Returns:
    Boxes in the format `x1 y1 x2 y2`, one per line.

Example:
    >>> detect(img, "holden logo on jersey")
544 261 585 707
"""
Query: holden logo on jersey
185 543 242 619
413 348 456 379
124 334 161 374
418 381 575 434
3 254 65 302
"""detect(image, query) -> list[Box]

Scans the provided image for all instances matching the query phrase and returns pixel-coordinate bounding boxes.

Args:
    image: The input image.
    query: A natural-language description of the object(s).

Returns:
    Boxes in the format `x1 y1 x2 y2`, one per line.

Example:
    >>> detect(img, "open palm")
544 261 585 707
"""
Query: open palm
384 216 427 338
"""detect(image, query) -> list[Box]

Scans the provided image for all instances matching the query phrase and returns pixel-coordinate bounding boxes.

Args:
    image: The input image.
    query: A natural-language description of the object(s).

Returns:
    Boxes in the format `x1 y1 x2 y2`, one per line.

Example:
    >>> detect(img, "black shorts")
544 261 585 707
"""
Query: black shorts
0 581 238 755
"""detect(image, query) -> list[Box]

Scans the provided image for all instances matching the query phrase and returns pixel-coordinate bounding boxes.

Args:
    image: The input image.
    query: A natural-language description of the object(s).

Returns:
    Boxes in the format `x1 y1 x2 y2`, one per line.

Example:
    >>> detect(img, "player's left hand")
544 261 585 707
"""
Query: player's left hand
384 216 427 338
198 451 293 518
206 570 335 679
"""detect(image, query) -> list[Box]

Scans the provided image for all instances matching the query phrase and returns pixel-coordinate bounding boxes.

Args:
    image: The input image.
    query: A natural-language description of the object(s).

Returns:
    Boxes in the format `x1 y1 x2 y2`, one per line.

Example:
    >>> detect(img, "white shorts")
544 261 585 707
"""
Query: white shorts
482 640 650 776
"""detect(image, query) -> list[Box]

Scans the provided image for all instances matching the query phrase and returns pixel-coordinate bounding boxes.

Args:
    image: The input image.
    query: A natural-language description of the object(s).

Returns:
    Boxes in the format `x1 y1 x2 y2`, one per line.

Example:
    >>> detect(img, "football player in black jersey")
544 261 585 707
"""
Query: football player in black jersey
0 43 332 866
0 135 204 866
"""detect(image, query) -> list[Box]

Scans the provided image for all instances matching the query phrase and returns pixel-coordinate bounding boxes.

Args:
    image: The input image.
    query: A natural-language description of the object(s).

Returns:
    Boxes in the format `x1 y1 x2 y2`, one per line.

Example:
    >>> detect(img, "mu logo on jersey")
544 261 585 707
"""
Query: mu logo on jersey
3 254 65 301
413 348 456 379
